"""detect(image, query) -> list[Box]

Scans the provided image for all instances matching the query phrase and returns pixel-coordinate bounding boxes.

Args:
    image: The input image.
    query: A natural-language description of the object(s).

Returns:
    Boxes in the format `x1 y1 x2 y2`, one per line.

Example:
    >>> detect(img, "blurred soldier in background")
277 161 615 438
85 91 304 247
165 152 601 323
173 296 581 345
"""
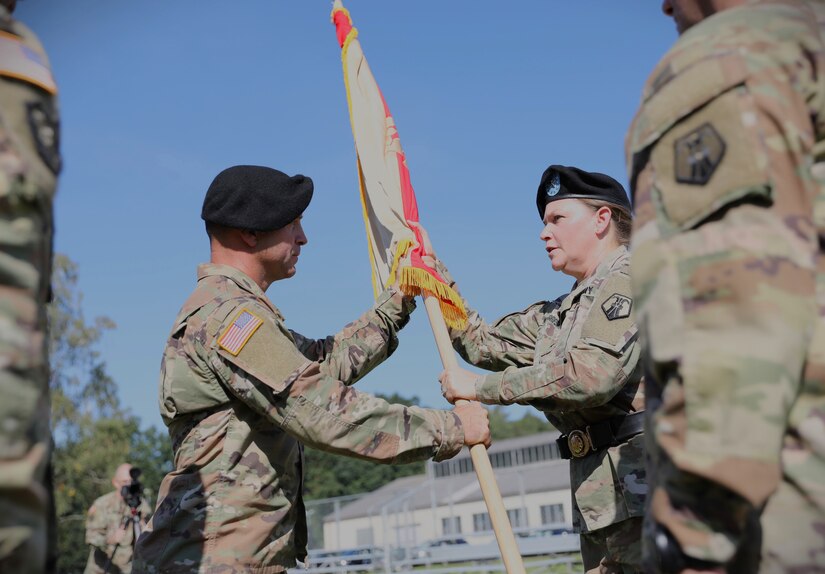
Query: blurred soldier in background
626 0 825 571
0 0 61 572
84 463 152 574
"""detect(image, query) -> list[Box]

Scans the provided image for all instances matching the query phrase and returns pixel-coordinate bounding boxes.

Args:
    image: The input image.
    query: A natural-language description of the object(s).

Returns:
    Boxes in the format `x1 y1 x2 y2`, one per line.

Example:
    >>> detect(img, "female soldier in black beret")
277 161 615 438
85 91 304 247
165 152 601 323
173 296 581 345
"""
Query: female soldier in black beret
421 165 645 574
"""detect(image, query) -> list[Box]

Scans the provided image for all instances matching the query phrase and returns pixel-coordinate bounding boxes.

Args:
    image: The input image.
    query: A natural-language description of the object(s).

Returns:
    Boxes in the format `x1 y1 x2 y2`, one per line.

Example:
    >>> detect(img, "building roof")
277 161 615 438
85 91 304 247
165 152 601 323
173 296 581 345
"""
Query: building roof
324 432 570 522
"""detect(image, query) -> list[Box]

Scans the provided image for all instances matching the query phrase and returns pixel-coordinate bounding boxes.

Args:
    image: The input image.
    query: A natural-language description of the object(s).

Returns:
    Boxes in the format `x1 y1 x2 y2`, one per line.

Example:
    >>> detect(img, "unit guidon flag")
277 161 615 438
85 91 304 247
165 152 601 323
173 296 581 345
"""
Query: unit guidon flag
331 1 467 329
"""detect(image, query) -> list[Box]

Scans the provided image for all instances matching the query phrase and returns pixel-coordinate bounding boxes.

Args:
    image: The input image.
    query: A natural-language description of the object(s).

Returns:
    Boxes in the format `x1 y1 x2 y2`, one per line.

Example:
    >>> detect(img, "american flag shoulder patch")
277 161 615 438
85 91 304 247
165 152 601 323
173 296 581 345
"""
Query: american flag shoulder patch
218 309 264 356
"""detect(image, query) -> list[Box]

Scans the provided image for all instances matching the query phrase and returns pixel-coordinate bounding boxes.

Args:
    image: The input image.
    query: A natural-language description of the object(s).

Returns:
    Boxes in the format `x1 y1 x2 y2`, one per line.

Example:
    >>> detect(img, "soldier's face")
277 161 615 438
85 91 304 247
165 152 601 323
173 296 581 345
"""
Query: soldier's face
112 465 132 497
539 200 601 281
257 217 308 282
661 0 715 34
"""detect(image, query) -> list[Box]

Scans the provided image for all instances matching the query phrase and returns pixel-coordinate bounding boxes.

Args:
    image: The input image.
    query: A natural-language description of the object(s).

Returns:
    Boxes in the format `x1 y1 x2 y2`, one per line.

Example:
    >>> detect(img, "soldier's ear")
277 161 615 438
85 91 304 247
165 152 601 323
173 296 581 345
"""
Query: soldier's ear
594 206 612 236
239 229 258 248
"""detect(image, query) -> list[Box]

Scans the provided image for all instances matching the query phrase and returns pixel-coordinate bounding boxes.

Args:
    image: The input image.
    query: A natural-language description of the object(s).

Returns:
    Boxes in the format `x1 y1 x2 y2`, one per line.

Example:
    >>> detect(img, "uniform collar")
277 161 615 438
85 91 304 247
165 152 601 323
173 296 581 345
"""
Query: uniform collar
197 263 267 299
560 246 628 312
196 263 286 320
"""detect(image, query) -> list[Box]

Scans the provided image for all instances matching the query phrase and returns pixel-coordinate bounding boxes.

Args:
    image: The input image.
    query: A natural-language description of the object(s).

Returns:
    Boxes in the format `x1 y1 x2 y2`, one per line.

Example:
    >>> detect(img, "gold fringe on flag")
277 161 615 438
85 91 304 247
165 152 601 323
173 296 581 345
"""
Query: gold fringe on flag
388 240 468 331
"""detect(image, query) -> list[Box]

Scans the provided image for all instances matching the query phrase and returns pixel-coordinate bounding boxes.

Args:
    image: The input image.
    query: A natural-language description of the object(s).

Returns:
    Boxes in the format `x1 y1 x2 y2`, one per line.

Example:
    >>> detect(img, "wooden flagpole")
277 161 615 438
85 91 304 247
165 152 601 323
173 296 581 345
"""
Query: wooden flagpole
422 294 526 574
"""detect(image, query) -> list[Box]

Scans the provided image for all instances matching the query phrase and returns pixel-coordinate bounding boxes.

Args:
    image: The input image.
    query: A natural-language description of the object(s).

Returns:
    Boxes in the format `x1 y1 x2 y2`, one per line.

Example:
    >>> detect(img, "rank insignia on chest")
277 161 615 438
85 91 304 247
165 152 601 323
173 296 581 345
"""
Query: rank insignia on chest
218 309 263 356
601 293 632 321
674 122 725 185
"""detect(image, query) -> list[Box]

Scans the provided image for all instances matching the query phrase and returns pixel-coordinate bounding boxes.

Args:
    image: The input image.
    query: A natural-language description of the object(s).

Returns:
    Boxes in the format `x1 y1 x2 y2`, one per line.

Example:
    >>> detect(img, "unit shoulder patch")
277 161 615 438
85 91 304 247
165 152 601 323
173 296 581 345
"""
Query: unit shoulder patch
674 122 725 185
218 308 263 356
601 293 632 321
27 101 61 174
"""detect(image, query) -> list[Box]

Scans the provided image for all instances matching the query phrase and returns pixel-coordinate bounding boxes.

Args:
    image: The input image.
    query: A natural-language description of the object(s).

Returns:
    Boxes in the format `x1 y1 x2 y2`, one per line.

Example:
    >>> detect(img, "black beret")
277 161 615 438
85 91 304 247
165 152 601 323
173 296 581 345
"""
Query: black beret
536 165 630 219
201 165 313 231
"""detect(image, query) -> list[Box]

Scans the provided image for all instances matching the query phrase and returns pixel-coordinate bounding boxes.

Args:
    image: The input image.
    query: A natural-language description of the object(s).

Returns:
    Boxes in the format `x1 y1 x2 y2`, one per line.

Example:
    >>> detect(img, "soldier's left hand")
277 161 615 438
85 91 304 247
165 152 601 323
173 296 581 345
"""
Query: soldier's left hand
439 367 479 403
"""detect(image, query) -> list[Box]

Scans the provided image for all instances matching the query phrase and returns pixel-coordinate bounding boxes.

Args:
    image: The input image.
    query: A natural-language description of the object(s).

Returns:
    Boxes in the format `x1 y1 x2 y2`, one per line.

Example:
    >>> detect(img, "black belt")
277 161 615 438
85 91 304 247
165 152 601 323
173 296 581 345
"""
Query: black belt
556 411 645 459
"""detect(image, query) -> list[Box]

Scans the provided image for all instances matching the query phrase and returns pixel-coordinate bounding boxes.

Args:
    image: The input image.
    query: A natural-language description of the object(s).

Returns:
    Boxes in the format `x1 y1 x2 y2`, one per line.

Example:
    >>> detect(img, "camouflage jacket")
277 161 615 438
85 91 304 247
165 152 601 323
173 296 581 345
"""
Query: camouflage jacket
439 247 645 533
84 490 152 574
133 264 464 574
626 0 825 566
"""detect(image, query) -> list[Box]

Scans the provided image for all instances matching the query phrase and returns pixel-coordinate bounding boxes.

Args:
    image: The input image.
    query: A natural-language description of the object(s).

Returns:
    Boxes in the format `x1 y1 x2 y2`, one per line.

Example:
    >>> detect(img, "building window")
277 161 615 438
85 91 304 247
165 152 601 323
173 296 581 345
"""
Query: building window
541 504 565 525
519 443 555 465
507 508 527 528
459 458 473 474
490 450 513 468
442 516 461 535
473 512 492 532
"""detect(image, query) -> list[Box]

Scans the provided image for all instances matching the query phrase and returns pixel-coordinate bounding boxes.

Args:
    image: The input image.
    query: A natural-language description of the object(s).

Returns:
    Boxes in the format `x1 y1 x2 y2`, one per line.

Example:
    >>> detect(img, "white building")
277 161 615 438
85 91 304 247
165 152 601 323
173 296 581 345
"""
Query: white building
321 431 573 551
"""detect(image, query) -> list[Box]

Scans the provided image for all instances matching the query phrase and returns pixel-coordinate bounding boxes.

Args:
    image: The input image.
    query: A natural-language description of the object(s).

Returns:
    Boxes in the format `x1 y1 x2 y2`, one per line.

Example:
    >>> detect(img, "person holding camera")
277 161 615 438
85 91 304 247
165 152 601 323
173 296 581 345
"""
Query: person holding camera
84 464 151 574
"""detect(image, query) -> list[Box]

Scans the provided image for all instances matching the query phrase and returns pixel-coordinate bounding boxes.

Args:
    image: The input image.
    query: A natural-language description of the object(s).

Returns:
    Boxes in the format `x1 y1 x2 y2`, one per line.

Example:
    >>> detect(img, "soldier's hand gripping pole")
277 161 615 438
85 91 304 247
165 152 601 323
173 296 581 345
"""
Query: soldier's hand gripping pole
422 294 526 574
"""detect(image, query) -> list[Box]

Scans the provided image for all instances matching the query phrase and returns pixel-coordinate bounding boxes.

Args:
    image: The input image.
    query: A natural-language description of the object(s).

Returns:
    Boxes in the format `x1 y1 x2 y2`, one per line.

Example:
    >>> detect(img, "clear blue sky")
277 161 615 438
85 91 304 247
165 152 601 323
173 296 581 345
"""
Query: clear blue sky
18 1 677 430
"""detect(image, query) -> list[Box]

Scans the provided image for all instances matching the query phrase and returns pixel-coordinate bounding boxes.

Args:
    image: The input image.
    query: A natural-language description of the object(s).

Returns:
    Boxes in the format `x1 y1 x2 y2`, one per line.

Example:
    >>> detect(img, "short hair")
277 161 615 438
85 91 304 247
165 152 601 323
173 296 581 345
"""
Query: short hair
579 199 633 246
205 220 230 240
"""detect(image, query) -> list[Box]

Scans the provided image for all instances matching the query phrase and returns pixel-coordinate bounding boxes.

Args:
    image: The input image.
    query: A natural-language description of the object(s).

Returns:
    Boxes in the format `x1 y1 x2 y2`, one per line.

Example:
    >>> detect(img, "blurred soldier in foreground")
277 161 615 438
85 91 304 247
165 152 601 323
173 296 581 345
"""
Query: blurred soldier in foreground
0 0 61 572
132 165 490 573
85 463 151 574
626 0 825 571
435 166 645 573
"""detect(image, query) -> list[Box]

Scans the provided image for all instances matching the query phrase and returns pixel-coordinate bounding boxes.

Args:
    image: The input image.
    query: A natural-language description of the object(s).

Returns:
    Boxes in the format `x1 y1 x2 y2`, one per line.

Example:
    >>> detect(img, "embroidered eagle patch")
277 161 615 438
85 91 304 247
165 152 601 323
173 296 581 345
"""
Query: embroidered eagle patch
601 293 632 321
218 309 263 356
674 123 725 185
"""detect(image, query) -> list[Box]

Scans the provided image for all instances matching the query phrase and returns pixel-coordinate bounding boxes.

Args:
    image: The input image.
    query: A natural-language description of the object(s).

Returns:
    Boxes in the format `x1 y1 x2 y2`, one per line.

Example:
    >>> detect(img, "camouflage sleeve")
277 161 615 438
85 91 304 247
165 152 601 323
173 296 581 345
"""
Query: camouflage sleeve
84 498 108 550
433 258 543 369
288 287 416 385
210 301 464 464
475 274 639 408
626 14 821 564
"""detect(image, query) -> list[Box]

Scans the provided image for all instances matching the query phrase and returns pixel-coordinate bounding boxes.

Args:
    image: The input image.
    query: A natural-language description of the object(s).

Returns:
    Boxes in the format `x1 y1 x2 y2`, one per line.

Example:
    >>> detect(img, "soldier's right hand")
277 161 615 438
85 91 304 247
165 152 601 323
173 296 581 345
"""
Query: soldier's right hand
453 401 491 448
407 221 437 267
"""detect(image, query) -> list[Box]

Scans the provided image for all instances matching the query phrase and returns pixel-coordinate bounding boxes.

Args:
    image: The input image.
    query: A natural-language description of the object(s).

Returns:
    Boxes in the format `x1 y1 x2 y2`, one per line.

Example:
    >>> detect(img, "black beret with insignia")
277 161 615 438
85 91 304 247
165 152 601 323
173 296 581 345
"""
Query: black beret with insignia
202 165 313 231
536 165 631 219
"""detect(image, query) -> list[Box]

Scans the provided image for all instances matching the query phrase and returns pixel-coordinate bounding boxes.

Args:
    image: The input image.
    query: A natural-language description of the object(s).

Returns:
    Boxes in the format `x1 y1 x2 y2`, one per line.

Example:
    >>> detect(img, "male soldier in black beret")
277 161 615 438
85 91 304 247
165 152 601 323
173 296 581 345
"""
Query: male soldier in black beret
133 165 490 574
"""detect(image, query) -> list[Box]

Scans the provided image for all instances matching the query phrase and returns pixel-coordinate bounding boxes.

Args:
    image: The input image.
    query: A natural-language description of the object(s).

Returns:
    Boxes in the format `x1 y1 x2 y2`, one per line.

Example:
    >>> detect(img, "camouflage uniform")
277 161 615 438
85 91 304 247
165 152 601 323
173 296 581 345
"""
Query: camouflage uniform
626 0 825 570
85 491 152 574
0 6 60 574
437 247 645 574
133 264 465 574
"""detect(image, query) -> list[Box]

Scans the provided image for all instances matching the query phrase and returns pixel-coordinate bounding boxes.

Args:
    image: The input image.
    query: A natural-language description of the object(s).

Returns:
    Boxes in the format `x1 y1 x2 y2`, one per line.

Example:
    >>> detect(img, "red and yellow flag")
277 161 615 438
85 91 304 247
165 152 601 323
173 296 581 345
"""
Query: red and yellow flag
331 0 467 329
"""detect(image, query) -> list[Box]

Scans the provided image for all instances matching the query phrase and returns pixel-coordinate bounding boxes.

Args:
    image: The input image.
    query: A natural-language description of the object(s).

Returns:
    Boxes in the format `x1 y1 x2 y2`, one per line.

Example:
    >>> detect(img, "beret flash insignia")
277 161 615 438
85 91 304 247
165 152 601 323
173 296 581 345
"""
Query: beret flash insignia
545 171 561 197
674 123 725 185
601 293 632 321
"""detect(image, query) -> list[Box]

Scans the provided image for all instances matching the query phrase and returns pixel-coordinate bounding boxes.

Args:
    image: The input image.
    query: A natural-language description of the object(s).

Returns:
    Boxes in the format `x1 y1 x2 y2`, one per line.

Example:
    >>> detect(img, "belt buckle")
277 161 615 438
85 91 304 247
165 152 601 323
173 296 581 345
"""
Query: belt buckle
567 429 592 458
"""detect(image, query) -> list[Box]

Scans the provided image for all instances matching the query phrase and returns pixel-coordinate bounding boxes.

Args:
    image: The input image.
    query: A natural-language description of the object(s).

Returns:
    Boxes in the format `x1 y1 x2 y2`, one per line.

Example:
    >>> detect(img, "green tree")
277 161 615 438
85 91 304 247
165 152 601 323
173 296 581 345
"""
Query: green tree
49 255 172 573
488 406 553 440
